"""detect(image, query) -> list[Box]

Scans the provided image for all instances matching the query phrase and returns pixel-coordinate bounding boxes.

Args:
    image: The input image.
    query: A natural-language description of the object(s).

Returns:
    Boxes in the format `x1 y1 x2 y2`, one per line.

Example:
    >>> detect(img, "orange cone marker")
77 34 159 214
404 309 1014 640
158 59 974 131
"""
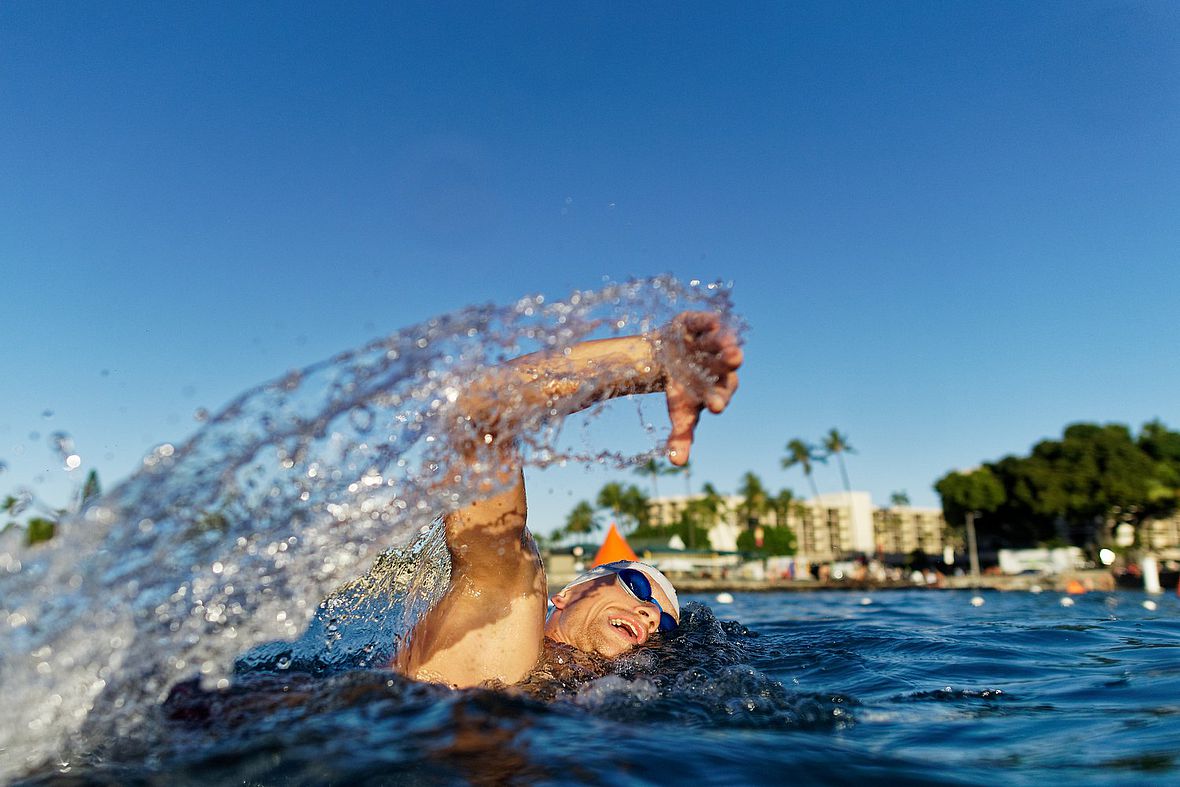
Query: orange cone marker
592 522 639 566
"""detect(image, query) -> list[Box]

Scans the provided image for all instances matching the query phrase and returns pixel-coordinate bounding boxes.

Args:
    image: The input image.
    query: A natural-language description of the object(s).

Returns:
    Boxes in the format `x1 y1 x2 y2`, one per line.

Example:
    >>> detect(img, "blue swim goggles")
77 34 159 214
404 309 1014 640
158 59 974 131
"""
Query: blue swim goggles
616 568 678 633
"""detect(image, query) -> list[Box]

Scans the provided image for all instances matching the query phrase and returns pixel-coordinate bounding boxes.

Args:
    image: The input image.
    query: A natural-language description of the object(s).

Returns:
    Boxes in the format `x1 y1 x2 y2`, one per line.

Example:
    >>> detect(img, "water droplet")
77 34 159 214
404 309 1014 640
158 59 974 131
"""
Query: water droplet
48 431 74 460
349 409 374 432
9 489 32 515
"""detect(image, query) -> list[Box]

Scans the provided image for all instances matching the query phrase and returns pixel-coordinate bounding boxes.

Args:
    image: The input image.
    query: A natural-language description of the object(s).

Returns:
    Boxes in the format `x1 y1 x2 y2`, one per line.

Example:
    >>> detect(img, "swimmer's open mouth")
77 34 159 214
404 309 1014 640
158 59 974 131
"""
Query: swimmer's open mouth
609 617 643 643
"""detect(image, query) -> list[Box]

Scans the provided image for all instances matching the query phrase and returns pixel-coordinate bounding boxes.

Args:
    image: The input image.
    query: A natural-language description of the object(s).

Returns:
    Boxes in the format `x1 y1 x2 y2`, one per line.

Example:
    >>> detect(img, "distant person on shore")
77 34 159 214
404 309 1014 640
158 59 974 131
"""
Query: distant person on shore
390 311 742 687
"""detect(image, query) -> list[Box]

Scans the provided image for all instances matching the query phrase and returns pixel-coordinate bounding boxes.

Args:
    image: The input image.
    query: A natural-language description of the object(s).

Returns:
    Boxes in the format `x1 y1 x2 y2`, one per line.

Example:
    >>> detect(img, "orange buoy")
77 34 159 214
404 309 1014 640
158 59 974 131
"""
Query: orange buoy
591 522 639 566
1064 579 1087 595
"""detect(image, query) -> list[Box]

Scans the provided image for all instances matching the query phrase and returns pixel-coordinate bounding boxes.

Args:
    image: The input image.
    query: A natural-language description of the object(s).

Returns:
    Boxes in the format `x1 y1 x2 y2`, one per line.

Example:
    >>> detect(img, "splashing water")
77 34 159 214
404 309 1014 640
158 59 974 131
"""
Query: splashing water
0 277 738 778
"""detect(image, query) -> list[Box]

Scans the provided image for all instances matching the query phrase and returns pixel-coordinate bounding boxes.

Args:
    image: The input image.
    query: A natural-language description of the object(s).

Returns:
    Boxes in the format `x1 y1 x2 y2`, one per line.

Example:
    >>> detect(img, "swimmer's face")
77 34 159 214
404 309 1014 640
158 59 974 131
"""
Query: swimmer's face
544 573 677 659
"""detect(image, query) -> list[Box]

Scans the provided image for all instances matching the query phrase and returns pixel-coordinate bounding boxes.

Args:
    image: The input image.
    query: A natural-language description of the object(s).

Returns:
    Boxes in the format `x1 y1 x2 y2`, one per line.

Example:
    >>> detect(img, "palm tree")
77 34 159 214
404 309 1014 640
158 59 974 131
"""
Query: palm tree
667 459 692 498
822 429 855 494
564 500 599 537
634 457 676 500
880 490 910 554
737 471 769 528
596 482 650 531
692 482 728 527
770 488 795 529
782 438 823 500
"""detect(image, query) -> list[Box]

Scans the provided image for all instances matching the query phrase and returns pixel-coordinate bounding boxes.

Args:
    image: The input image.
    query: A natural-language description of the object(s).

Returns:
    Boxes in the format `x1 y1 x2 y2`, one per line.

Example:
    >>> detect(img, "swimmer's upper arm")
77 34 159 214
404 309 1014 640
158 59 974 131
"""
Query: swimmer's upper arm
395 468 548 687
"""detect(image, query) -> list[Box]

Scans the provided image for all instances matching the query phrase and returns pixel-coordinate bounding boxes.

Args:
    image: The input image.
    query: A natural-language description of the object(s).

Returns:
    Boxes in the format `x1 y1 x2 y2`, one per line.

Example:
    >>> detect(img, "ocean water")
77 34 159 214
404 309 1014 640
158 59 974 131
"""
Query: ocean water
3 279 1177 784
18 588 1180 786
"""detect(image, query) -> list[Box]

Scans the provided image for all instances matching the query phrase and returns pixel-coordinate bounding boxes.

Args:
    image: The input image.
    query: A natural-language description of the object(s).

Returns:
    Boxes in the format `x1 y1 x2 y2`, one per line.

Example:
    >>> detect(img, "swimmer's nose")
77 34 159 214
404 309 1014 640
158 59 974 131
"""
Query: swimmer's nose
634 603 660 634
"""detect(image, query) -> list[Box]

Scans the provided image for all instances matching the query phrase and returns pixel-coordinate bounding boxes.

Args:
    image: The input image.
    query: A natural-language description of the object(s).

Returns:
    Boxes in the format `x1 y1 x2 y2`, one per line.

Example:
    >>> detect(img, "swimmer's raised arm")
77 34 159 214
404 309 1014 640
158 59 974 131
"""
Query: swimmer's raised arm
396 311 741 687
453 311 743 468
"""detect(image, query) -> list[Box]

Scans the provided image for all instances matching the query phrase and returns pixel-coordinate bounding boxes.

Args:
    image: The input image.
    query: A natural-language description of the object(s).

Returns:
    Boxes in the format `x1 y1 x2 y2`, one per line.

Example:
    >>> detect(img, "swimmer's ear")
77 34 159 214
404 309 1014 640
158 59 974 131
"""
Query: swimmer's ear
550 590 569 610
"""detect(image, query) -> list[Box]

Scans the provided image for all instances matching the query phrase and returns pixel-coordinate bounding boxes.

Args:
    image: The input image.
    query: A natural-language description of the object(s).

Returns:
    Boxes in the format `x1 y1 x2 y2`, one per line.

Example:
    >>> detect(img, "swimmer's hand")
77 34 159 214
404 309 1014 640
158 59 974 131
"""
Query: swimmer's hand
659 311 742 466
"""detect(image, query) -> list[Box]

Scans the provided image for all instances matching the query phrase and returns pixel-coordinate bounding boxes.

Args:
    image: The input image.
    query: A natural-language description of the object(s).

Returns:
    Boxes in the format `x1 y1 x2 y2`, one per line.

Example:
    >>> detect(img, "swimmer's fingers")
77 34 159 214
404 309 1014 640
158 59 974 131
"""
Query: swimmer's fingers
704 367 740 414
665 378 702 467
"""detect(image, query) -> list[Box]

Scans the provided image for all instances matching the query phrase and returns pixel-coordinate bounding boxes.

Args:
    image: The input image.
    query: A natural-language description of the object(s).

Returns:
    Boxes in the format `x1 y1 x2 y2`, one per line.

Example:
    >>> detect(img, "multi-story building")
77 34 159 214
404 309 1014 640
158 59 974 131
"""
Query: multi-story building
871 505 947 557
645 491 946 562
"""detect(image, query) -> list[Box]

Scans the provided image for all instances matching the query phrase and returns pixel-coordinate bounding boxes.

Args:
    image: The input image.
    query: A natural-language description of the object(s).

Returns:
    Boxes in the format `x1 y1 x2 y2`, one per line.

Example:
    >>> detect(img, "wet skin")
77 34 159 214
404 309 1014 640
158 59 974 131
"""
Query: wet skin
394 311 741 687
544 573 678 659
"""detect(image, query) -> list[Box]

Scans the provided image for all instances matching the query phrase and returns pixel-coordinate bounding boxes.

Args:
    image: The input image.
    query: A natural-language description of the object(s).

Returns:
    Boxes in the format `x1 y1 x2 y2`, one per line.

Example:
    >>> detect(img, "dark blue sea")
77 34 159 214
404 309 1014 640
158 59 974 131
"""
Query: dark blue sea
22 588 1179 786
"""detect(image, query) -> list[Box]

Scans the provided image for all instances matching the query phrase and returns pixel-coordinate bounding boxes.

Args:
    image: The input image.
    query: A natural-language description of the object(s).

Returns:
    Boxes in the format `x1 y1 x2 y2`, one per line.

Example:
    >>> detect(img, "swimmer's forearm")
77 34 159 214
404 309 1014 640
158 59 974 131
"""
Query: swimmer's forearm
459 334 667 436
508 335 665 404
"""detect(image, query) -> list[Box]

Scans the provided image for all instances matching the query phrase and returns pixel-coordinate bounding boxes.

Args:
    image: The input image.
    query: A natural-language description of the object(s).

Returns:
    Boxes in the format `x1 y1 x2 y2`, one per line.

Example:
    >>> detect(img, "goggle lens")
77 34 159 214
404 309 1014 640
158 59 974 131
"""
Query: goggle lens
617 568 678 633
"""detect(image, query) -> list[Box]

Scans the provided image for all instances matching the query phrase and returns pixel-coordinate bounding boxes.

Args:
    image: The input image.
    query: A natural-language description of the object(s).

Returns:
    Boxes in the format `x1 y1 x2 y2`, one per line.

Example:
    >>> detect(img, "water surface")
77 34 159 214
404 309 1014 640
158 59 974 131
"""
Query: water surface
24 589 1180 786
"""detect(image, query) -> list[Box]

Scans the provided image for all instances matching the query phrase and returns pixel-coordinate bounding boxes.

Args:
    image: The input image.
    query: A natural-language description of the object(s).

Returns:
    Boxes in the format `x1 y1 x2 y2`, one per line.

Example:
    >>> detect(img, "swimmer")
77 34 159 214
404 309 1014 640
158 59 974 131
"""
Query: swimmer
392 311 742 687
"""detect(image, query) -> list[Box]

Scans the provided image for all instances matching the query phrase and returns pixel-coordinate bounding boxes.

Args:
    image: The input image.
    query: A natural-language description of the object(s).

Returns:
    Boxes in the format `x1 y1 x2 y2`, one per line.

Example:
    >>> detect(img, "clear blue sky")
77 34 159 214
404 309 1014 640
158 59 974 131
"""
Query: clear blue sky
2 2 1178 533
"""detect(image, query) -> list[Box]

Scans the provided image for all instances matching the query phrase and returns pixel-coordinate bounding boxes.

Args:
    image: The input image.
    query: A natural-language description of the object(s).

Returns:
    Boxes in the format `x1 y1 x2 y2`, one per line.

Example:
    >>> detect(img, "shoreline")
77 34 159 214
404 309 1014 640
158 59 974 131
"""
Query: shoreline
549 569 1131 595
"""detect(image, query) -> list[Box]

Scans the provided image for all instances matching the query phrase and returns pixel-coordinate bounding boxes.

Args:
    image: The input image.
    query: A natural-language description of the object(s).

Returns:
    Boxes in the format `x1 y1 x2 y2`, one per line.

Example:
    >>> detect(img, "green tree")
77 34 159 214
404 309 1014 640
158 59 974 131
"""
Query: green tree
736 523 796 555
1137 419 1180 519
596 482 650 531
880 490 910 553
563 500 599 537
674 460 693 498
632 508 710 550
762 525 797 555
689 482 728 547
634 458 676 500
1036 424 1152 524
935 467 1005 527
935 465 1010 549
822 428 855 493
782 438 823 499
769 488 795 528
736 471 769 527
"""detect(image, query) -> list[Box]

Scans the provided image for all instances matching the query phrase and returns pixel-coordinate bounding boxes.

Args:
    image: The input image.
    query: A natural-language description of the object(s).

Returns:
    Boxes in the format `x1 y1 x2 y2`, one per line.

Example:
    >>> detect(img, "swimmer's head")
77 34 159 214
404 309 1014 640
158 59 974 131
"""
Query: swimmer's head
544 561 679 658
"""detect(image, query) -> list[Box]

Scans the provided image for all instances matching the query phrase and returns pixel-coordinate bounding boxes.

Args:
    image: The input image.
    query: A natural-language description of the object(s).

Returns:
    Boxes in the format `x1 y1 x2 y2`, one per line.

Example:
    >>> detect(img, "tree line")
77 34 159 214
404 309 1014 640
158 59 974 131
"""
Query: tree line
934 419 1180 550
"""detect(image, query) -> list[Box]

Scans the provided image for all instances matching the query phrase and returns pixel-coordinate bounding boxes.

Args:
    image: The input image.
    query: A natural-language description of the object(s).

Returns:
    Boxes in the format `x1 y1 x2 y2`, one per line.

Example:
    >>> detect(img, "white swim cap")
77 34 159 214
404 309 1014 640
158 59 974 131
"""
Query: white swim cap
559 560 680 620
